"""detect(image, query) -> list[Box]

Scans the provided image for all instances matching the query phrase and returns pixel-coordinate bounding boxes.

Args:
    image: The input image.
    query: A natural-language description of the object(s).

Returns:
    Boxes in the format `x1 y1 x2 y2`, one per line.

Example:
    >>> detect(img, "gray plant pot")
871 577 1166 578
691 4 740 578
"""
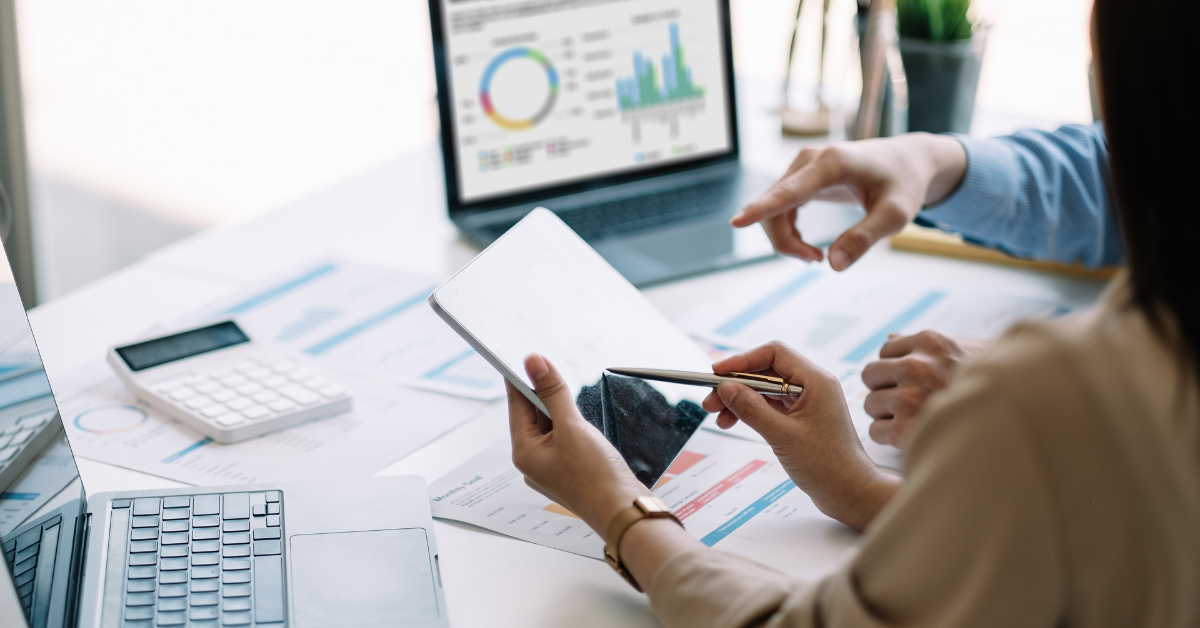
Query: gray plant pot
899 33 987 134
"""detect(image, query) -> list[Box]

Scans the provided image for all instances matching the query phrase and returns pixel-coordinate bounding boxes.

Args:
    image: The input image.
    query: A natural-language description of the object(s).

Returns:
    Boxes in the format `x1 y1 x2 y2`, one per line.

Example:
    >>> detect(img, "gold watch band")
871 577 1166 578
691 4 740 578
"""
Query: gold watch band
603 496 683 592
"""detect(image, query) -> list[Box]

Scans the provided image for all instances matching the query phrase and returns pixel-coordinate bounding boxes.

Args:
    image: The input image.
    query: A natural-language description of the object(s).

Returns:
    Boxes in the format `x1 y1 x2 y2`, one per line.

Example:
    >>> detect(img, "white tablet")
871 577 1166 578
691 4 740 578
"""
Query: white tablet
429 208 714 486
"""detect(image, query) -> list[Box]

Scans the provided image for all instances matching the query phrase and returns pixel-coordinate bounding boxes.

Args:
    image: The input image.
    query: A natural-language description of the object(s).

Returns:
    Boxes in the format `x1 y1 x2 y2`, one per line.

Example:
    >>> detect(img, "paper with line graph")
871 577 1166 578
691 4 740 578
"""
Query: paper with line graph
429 431 860 579
187 261 505 401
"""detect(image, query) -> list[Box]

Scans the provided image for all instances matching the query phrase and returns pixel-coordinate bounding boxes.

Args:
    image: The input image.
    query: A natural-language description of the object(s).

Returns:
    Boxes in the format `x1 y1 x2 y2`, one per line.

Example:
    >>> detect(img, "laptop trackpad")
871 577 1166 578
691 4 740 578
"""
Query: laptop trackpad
290 529 439 626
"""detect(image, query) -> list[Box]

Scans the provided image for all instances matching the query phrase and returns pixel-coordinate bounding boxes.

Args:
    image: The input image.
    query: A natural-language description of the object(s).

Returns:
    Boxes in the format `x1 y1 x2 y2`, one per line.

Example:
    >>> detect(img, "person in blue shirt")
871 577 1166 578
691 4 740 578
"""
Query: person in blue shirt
728 122 1122 445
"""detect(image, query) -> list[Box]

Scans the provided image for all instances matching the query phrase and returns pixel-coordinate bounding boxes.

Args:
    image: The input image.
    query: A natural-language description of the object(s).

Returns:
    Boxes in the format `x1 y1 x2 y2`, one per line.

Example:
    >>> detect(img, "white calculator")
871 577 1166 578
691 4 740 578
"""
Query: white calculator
108 321 352 443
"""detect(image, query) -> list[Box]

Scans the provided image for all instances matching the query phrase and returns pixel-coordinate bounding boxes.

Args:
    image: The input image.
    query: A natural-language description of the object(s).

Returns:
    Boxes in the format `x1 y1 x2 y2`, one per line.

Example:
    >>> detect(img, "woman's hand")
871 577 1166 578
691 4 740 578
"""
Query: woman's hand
508 354 652 533
509 354 703 593
732 133 967 270
862 331 988 446
703 342 900 531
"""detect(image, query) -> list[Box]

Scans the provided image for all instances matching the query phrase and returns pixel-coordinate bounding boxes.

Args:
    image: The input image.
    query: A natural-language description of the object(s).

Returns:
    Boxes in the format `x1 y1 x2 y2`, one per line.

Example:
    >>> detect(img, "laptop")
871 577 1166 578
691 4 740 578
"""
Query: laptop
0 247 448 627
429 0 780 286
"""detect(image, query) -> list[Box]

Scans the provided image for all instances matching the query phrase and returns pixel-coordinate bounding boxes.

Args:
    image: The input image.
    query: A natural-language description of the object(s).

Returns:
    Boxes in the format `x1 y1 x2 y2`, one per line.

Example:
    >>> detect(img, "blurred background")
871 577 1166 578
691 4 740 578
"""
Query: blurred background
4 0 1093 305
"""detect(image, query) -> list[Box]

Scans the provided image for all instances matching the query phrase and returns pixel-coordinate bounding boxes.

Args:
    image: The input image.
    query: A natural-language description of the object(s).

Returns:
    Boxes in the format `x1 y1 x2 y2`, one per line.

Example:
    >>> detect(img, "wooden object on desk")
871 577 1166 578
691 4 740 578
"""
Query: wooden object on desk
890 224 1119 282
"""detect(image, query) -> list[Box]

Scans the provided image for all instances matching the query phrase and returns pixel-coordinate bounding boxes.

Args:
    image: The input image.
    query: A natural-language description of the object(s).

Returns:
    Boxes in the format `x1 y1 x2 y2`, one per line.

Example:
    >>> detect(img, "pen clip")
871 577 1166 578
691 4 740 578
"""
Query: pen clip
728 372 791 394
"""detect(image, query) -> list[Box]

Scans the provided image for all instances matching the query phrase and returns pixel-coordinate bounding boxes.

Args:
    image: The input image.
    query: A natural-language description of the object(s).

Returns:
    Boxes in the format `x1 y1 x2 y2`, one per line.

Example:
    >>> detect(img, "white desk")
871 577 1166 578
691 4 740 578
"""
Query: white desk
27 80 1105 627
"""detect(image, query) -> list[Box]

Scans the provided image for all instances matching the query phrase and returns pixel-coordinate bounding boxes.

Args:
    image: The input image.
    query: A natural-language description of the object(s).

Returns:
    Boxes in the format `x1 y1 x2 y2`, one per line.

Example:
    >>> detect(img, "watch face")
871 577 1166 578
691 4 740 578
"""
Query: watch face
635 496 669 514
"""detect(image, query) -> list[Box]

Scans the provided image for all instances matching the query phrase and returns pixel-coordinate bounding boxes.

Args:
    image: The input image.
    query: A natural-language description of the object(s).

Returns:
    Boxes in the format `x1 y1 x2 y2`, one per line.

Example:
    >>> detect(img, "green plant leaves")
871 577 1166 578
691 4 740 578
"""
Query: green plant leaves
897 0 973 41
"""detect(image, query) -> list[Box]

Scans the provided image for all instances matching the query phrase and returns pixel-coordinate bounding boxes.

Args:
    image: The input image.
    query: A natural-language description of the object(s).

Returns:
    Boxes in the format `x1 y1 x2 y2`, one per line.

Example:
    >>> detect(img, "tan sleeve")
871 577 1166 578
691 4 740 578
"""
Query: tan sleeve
648 364 1065 628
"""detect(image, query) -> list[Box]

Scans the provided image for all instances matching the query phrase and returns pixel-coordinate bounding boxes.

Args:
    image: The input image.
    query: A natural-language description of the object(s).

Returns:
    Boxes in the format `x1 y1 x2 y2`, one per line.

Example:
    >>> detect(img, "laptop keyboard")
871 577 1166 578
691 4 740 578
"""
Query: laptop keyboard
3 513 63 622
480 177 740 242
112 492 285 627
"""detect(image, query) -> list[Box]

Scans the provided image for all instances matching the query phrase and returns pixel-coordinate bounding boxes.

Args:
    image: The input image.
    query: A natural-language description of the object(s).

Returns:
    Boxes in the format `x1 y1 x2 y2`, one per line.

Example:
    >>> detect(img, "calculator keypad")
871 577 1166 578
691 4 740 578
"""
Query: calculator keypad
156 354 348 429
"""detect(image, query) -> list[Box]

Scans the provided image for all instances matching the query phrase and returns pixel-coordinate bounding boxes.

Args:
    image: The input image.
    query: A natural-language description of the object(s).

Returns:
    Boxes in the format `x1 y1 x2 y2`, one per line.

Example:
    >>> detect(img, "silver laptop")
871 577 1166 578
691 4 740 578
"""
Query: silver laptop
430 0 782 286
0 244 448 627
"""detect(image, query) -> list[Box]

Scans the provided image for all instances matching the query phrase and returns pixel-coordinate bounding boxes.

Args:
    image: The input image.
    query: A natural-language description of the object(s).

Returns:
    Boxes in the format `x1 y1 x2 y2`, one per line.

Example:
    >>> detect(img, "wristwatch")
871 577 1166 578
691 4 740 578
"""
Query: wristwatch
604 496 683 592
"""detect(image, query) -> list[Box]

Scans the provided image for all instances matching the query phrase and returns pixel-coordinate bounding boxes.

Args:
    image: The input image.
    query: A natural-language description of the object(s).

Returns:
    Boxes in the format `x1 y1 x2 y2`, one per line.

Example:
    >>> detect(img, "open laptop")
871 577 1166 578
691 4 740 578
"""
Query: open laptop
0 246 447 627
429 0 779 285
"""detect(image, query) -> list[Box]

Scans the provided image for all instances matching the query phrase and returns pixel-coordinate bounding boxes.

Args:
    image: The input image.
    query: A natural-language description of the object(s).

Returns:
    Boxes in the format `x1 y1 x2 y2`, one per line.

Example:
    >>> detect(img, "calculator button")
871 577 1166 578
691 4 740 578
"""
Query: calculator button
210 390 238 403
267 400 297 413
184 376 208 386
168 389 197 402
269 360 297 373
214 414 245 427
200 405 228 418
286 369 313 382
245 368 272 381
249 350 272 360
234 383 263 396
251 391 280 404
218 374 247 387
209 367 234 377
241 406 270 420
185 397 214 410
157 380 187 393
317 384 347 398
195 383 222 396
234 361 257 372
225 398 253 411
261 376 289 389
278 385 320 405
304 377 331 389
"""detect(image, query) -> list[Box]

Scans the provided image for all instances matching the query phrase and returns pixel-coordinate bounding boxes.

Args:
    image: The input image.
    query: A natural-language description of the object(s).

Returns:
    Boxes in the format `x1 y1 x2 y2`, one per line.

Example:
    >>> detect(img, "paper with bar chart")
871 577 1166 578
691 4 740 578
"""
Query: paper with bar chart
439 0 733 202
188 262 505 401
429 431 860 576
680 266 1071 469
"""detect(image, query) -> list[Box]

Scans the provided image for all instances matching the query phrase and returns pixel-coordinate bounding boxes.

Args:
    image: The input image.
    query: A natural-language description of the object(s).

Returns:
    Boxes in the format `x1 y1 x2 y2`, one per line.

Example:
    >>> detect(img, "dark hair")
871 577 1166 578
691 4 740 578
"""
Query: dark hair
1093 0 1200 381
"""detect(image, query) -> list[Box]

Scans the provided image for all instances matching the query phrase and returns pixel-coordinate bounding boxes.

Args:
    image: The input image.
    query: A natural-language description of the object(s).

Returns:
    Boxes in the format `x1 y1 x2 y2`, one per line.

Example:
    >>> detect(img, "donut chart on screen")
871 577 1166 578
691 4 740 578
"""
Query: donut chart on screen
479 48 559 131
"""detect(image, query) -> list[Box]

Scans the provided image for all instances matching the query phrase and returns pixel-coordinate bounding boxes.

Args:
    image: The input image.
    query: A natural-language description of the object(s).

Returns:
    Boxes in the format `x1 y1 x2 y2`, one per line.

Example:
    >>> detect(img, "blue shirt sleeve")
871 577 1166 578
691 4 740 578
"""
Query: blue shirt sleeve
916 123 1124 268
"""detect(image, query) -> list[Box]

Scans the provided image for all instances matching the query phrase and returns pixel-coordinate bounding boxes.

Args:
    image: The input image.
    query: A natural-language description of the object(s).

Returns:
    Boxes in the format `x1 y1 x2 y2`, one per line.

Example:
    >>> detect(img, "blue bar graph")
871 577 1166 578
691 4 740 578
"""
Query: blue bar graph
842 292 946 363
700 479 796 547
616 22 704 111
714 269 823 337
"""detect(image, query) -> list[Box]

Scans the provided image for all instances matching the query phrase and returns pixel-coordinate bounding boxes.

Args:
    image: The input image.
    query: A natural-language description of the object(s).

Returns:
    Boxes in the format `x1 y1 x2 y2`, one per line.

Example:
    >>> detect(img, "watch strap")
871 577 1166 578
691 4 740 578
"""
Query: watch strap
603 496 682 592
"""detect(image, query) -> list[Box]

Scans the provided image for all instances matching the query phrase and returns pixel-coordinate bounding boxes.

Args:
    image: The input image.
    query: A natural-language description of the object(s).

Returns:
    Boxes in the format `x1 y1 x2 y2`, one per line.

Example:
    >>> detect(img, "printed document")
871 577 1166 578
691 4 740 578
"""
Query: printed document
681 266 1071 470
430 431 860 580
188 262 505 401
56 360 487 486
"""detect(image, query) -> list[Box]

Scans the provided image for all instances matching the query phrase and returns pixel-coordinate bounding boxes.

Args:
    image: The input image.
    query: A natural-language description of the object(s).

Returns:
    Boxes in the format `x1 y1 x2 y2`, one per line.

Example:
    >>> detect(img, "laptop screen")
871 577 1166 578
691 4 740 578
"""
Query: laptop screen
432 0 736 207
0 246 83 627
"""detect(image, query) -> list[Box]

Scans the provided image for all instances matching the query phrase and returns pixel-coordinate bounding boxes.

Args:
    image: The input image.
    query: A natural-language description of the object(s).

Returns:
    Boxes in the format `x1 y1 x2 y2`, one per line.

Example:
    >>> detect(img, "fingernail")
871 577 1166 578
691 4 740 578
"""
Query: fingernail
525 353 548 380
830 249 849 270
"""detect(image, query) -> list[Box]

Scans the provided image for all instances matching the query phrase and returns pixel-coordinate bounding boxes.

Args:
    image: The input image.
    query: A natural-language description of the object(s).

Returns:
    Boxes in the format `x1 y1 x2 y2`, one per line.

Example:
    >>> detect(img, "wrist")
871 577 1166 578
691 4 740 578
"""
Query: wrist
583 483 654 534
916 133 968 206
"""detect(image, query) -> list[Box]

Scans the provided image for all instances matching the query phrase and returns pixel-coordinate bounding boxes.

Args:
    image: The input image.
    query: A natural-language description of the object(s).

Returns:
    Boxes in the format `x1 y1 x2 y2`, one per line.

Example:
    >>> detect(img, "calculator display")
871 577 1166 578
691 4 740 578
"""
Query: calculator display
116 321 250 371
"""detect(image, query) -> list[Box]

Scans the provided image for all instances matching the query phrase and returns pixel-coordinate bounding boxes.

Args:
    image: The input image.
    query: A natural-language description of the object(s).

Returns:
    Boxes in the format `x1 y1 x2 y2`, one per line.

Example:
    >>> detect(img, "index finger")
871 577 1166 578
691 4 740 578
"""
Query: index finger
879 334 919 359
732 158 844 228
711 341 824 386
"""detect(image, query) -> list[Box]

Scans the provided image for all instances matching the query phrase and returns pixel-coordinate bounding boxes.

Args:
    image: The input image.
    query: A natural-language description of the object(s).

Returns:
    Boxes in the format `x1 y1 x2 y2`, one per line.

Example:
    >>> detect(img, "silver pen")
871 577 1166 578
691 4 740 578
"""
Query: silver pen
606 368 800 397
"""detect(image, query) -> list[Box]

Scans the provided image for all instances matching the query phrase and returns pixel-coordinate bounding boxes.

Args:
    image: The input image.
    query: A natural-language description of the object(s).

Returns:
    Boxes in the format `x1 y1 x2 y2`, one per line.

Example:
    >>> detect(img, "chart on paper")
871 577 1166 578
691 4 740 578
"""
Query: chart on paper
429 431 859 578
56 360 487 486
681 266 1070 469
189 262 506 400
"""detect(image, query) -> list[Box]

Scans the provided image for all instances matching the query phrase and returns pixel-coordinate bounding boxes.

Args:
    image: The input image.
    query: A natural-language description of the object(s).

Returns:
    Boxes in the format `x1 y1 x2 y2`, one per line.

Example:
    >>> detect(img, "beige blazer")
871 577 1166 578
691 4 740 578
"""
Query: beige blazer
648 273 1200 627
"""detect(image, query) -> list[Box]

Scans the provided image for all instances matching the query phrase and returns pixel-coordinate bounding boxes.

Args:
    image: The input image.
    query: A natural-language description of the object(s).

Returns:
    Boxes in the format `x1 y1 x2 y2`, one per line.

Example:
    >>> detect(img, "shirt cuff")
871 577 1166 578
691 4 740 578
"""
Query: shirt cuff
917 135 1016 236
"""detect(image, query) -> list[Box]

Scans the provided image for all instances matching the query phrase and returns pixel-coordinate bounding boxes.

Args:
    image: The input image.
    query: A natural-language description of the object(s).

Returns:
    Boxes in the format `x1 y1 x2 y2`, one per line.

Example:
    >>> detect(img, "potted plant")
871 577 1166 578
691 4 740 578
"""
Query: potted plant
896 0 985 133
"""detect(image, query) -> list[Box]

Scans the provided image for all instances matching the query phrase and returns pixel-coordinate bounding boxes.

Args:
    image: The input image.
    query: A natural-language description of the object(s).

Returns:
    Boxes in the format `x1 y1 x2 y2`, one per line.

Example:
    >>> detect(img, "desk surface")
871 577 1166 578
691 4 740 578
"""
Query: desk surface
27 81 1106 627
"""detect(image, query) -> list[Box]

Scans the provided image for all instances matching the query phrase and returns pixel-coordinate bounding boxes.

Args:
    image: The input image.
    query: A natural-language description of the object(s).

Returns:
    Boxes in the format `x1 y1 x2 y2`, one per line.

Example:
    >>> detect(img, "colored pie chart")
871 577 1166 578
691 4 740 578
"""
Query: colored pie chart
479 48 559 131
